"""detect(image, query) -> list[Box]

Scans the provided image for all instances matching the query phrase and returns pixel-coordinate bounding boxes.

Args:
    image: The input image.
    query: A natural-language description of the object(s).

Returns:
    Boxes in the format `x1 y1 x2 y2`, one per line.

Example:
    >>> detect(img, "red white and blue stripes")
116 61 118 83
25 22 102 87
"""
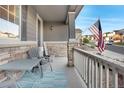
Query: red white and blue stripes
89 19 105 53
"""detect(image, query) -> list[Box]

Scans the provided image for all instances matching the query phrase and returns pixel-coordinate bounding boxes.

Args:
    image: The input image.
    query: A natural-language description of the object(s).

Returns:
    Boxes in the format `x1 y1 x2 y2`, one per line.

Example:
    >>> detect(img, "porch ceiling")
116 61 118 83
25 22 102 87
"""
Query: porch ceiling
32 5 69 22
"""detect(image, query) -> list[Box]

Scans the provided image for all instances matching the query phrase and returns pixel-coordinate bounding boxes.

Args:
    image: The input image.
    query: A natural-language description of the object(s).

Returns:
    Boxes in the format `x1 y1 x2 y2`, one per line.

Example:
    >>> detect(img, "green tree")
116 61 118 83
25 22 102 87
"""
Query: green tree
83 38 89 44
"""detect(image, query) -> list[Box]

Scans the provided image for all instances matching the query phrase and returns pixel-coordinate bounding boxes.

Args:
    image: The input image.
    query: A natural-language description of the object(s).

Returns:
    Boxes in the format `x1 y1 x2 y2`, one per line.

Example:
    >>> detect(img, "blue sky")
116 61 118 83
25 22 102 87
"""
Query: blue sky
75 5 124 35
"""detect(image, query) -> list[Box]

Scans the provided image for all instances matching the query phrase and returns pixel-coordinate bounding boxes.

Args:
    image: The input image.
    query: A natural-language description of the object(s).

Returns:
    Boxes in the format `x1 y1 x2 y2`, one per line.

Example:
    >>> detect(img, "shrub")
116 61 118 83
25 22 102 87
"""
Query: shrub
90 45 95 49
83 38 90 44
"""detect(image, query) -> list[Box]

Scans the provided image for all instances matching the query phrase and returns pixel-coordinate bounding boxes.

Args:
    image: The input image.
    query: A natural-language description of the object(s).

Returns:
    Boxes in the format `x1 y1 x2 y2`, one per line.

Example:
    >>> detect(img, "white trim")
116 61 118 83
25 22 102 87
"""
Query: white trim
36 14 43 46
7 6 9 21
0 40 37 48
19 5 22 40
0 5 21 41
69 39 76 42
44 41 67 43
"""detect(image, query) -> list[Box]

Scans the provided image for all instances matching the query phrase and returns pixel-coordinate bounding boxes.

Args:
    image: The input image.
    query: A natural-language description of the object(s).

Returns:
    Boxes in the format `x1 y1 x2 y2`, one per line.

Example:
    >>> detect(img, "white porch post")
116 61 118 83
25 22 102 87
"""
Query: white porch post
67 12 77 67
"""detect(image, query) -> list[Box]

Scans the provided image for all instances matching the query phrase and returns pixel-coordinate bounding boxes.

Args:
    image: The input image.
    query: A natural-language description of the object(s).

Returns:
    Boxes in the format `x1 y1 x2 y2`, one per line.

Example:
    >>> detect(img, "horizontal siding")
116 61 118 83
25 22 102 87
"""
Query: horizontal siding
26 6 36 41
21 5 27 41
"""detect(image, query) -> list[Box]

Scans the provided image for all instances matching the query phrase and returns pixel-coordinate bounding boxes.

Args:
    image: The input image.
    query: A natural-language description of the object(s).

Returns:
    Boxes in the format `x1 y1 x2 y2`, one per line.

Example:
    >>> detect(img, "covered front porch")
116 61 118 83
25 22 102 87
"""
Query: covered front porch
0 5 85 88
1 5 124 88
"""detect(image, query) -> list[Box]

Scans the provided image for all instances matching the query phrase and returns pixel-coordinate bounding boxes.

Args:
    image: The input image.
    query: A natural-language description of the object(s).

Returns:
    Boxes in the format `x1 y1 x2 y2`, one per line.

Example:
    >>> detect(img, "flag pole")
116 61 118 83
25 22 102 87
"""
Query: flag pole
98 17 105 55
97 17 102 55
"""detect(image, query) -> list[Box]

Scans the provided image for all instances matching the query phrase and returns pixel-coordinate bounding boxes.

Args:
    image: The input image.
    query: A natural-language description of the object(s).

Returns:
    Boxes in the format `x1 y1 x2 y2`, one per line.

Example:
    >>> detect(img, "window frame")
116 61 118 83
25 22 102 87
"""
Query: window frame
0 5 21 41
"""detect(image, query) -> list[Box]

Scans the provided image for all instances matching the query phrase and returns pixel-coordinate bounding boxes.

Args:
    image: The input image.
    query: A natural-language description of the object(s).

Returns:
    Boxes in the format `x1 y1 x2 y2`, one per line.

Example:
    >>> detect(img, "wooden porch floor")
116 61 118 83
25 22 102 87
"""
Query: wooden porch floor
50 57 87 88
0 57 86 88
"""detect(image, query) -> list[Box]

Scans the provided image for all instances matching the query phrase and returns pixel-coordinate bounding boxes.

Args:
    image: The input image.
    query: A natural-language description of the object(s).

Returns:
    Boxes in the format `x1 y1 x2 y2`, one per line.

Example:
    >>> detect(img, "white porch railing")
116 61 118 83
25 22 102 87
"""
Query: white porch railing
73 47 124 88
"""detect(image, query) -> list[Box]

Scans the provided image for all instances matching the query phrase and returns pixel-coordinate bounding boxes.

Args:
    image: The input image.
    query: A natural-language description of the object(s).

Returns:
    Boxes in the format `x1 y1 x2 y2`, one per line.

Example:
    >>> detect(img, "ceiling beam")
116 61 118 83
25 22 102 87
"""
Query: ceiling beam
65 5 83 24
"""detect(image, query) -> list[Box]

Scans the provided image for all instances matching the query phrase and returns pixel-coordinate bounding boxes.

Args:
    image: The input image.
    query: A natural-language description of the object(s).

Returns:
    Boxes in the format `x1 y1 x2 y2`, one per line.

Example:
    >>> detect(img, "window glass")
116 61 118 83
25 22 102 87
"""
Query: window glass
0 5 20 39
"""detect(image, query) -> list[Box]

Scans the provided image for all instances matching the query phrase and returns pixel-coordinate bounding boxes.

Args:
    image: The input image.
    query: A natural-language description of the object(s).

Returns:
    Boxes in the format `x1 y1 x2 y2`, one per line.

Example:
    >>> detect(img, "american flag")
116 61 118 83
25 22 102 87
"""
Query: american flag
89 19 105 53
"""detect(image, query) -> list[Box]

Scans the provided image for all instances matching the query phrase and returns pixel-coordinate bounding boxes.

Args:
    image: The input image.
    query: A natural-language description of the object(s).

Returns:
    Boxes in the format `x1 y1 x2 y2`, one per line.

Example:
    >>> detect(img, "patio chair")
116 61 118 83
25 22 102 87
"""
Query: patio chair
28 47 53 72
43 43 53 71
43 42 54 63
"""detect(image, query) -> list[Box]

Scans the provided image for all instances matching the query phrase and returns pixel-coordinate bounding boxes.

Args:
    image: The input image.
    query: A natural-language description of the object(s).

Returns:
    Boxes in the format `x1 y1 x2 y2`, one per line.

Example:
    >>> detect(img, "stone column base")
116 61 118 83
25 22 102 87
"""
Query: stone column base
67 61 74 67
67 39 78 67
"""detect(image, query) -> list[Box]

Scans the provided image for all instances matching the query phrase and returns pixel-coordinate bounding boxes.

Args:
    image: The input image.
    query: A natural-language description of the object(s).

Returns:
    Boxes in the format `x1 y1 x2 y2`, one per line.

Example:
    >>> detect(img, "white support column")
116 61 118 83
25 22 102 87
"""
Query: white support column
68 12 75 39
67 12 77 67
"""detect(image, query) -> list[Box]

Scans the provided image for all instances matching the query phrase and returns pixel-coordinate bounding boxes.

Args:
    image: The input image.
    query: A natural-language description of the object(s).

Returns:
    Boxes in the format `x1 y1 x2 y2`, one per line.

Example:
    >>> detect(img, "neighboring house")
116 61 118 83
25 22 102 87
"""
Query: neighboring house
83 35 96 41
3 32 16 38
0 31 8 38
103 32 115 42
113 29 124 43
89 35 96 41
0 31 16 38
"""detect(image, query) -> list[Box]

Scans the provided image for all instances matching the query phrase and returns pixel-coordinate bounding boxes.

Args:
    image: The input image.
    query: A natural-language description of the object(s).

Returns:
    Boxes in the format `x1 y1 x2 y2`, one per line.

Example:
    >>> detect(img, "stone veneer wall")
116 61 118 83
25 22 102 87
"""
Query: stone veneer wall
0 44 36 82
45 42 67 57
67 41 78 66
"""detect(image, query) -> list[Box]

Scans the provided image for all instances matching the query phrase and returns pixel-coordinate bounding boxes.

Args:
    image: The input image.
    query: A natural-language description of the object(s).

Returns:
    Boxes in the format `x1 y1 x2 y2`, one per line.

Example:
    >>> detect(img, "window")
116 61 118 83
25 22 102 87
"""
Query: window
0 5 20 39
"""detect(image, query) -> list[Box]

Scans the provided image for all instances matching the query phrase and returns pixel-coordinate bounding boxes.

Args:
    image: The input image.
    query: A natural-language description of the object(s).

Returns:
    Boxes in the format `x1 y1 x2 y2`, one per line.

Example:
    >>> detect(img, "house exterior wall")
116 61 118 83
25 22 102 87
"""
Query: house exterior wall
43 22 68 57
21 5 27 41
43 22 68 41
26 6 37 41
21 6 37 41
45 41 67 57
0 5 42 82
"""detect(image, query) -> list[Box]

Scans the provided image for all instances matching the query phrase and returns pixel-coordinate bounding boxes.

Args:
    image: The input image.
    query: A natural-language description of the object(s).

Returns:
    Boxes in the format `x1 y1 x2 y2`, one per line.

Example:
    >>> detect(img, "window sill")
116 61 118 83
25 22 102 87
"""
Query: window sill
0 39 37 48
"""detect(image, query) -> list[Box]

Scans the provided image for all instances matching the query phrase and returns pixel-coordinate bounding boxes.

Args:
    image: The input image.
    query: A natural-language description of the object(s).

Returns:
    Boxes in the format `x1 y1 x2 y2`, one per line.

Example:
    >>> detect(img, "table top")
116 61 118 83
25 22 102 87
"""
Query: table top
0 58 41 70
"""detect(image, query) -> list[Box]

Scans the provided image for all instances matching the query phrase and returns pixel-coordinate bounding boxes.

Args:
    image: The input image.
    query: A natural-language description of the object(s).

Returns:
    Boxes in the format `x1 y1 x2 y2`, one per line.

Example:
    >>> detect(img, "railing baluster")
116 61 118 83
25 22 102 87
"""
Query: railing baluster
105 64 109 88
91 58 95 88
87 57 91 88
90 58 93 88
113 68 118 88
94 59 98 88
84 56 86 81
82 54 84 79
99 62 103 88
85 56 87 83
82 55 84 79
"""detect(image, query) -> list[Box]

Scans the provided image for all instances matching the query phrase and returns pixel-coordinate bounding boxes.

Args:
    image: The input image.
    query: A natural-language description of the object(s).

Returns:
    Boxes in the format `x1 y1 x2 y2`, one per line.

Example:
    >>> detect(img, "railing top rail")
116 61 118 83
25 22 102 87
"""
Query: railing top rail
74 47 124 71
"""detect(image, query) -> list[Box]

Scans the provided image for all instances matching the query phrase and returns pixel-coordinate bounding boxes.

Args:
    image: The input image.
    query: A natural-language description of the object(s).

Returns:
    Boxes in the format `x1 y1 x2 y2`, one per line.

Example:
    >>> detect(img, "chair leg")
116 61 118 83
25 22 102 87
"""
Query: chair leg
48 58 53 71
49 62 52 71
38 62 43 78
